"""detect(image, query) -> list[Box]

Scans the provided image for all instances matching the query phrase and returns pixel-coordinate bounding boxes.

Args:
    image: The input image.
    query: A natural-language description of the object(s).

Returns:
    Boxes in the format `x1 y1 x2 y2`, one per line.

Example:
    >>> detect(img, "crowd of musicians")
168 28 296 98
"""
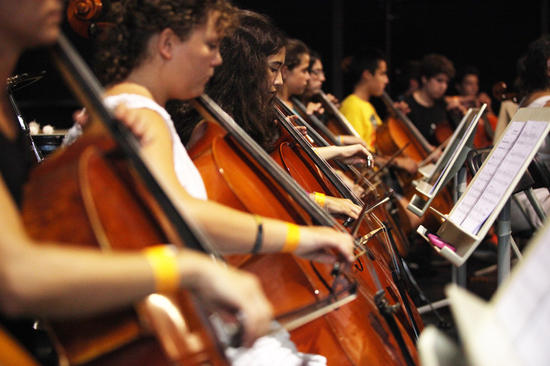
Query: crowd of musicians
1 0 549 365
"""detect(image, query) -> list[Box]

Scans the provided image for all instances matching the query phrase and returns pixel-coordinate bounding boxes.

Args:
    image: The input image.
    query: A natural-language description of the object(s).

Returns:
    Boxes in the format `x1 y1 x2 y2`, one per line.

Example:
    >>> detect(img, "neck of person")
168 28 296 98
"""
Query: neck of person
278 86 293 108
122 66 168 106
353 83 371 102
413 88 435 108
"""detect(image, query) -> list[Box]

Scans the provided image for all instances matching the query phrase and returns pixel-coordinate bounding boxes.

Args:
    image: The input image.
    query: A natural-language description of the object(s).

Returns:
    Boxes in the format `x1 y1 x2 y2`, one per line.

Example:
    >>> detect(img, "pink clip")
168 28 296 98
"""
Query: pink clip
427 233 456 252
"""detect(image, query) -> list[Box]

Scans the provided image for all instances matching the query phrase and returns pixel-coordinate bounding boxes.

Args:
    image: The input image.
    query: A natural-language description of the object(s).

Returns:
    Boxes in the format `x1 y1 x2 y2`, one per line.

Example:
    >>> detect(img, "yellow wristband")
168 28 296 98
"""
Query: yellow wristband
282 223 300 252
144 245 179 293
314 192 326 207
339 135 343 145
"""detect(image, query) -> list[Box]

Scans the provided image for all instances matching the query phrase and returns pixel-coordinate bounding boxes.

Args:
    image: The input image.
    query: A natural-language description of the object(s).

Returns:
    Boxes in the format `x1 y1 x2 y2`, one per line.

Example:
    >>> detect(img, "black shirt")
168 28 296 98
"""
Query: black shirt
403 95 449 146
0 130 32 206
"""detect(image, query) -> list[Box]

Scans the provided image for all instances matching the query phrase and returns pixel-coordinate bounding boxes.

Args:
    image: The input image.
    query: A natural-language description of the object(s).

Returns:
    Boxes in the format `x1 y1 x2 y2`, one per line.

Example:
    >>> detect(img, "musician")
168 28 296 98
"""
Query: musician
168 16 367 220
0 1 280 363
298 50 368 148
339 48 418 175
277 38 373 169
509 35 550 233
402 53 457 146
450 65 498 147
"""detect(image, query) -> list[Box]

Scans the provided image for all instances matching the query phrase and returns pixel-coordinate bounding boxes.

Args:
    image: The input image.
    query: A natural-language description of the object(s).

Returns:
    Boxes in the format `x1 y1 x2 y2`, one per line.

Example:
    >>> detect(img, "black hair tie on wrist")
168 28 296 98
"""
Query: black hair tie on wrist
251 215 263 254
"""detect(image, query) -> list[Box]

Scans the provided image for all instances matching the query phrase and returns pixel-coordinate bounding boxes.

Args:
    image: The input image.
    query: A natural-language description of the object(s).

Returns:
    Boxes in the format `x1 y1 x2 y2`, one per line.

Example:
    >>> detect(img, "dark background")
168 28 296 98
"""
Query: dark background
11 0 550 129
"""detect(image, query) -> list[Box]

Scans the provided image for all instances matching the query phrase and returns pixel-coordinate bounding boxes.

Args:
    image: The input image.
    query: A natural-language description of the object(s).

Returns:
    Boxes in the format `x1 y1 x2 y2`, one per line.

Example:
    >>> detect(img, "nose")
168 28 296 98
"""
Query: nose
274 70 283 88
212 50 222 67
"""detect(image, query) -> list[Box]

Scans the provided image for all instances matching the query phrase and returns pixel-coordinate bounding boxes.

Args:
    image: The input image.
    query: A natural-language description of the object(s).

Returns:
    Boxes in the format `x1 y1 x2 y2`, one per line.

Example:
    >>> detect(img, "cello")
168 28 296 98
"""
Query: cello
294 92 419 255
378 92 454 232
189 95 420 365
271 98 423 339
21 33 235 366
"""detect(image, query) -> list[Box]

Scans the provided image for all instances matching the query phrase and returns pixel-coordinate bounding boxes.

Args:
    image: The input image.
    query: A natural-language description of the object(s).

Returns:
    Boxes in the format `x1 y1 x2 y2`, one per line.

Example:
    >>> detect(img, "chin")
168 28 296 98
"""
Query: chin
33 28 60 46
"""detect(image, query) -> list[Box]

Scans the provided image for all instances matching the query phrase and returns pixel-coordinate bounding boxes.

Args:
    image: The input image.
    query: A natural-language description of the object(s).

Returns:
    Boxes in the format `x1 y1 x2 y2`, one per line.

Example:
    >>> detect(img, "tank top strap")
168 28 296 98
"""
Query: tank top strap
103 94 172 123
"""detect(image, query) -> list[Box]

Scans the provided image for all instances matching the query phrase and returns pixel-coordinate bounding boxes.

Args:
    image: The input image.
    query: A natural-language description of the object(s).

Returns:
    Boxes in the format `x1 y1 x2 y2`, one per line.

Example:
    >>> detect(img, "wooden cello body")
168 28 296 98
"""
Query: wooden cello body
19 35 231 366
378 92 454 232
270 101 423 340
188 96 420 365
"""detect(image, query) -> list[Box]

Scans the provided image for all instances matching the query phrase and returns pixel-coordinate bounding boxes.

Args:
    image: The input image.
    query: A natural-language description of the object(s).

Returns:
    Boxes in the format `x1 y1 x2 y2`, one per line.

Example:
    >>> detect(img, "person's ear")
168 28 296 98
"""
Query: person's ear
362 69 373 81
158 28 177 60
281 65 290 81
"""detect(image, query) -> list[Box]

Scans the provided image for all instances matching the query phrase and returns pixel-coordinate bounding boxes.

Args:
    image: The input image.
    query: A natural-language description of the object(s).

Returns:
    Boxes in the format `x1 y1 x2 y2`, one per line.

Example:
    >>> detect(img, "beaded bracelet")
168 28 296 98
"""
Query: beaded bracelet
144 245 179 293
282 223 300 252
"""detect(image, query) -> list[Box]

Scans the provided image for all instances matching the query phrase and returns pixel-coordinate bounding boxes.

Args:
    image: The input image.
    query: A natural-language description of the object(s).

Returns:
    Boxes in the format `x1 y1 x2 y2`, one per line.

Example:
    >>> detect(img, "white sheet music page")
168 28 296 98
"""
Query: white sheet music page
449 121 523 233
450 121 548 235
494 224 550 366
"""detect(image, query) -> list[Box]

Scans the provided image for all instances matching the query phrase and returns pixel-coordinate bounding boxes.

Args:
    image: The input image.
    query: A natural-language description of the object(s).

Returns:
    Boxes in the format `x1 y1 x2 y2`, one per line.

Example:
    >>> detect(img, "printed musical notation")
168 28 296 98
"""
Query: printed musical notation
495 222 550 365
449 121 549 235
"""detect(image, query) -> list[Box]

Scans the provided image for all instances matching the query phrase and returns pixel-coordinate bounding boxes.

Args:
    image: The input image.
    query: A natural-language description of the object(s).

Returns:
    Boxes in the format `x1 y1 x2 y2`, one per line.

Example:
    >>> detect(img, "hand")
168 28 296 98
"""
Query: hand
336 144 373 165
321 195 362 219
445 96 468 114
114 104 153 145
296 226 355 263
394 156 418 175
306 102 325 115
186 256 273 347
334 169 366 197
477 92 493 113
326 93 340 108
295 125 308 137
393 100 410 115
426 146 443 163
72 108 89 126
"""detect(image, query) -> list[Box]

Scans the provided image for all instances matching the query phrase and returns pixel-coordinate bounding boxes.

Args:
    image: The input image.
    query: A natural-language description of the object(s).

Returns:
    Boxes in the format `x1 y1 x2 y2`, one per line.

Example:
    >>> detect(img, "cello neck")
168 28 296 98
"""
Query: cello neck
273 97 362 205
381 91 433 153
318 91 361 138
290 96 341 146
192 95 340 228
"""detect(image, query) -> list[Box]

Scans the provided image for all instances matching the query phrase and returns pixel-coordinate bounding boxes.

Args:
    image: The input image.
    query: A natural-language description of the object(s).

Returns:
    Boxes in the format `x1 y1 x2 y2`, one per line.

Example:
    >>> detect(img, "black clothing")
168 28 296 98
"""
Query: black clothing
0 131 32 206
403 95 449 146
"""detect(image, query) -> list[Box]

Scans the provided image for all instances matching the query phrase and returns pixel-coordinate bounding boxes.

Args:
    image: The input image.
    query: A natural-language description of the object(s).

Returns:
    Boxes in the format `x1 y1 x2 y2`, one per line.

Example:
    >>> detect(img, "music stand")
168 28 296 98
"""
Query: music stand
408 105 486 217
447 214 550 366
417 108 550 268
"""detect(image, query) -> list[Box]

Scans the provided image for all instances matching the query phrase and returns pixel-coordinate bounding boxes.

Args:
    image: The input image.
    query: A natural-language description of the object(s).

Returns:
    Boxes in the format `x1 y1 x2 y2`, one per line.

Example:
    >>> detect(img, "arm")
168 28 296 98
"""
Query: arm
0 176 272 343
314 144 373 165
135 109 354 262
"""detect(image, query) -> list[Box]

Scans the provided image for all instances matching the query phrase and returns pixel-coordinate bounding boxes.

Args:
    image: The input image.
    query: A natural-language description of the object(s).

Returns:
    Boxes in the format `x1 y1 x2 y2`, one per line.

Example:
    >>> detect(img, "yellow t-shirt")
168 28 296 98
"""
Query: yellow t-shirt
339 94 382 151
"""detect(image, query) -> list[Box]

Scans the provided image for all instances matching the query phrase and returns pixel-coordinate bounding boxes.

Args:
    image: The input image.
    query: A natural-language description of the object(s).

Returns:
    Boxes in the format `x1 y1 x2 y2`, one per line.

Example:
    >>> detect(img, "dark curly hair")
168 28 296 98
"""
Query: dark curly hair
170 10 287 150
94 0 236 85
519 35 550 95
419 53 455 81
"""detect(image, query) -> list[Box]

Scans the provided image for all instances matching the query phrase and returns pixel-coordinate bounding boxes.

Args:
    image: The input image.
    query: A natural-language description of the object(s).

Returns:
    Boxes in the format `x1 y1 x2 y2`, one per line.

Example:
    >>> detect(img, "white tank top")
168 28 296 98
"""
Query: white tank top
104 94 208 200
527 94 550 108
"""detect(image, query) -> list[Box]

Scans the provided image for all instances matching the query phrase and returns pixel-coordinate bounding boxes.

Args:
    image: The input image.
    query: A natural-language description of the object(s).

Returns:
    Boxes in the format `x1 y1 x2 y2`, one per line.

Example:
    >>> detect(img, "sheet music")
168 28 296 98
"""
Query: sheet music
494 224 550 366
449 121 548 235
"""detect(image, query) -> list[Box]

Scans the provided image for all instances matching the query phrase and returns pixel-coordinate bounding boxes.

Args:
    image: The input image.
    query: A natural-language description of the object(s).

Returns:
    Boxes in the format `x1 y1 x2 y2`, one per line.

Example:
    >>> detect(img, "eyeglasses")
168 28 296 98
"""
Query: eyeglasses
310 69 325 77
